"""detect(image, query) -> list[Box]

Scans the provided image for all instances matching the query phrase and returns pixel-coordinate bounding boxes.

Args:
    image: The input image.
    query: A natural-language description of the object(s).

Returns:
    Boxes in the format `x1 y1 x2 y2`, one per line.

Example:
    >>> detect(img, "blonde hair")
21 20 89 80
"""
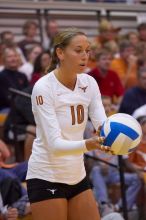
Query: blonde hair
48 28 86 72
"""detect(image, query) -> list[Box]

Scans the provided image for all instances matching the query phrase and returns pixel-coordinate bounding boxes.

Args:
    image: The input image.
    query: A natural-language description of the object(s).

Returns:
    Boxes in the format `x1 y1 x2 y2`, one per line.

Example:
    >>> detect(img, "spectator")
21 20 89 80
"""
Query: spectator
101 211 124 220
0 140 28 183
129 116 146 174
84 121 142 213
88 49 124 107
18 20 41 59
43 19 59 51
0 31 26 64
0 43 6 68
93 19 121 51
4 50 51 160
0 177 30 219
0 192 18 220
0 139 10 163
129 107 146 178
19 44 43 81
87 45 99 71
119 67 146 115
84 93 142 213
5 208 18 220
132 104 146 120
0 47 28 112
30 50 51 85
0 31 14 44
101 95 117 116
0 139 31 218
3 86 35 161
136 41 146 69
137 22 146 43
104 40 119 57
84 129 141 214
126 31 139 48
89 152 142 211
111 40 138 89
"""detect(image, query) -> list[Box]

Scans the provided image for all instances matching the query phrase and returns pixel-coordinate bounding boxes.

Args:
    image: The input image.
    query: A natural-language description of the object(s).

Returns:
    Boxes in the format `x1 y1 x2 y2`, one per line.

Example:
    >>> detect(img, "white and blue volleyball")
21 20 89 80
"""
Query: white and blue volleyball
100 113 142 155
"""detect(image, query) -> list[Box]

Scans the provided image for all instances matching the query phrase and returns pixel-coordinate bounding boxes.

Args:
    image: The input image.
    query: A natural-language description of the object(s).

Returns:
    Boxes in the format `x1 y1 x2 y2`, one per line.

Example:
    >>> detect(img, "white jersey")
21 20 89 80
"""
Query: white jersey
26 71 107 184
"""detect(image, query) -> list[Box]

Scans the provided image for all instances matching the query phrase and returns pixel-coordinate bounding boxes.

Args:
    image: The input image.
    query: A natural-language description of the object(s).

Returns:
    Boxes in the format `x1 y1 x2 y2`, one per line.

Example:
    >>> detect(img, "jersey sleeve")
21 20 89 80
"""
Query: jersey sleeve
32 82 87 156
88 77 107 130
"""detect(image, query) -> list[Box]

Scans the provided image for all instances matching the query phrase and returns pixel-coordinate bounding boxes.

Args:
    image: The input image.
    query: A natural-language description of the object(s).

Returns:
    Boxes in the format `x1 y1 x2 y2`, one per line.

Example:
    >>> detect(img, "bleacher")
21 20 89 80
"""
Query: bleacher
0 0 144 136
0 0 146 42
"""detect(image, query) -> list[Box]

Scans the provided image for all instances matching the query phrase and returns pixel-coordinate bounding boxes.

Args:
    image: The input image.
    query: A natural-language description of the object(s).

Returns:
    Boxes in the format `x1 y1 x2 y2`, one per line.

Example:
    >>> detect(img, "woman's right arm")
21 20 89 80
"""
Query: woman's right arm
32 81 108 156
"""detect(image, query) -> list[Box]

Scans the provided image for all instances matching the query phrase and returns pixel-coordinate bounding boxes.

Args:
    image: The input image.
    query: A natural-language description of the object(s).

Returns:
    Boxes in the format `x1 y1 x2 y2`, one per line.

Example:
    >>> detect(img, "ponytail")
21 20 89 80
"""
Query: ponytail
48 50 58 73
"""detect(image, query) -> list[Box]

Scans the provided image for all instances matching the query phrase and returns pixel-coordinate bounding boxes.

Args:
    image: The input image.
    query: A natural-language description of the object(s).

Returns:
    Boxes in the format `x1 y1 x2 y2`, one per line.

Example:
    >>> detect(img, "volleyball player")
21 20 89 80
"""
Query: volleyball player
26 28 111 220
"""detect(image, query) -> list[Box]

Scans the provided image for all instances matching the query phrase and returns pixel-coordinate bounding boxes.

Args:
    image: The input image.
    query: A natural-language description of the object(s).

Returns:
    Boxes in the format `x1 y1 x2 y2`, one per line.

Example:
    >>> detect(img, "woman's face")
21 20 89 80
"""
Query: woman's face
41 53 51 70
59 35 90 73
27 24 37 38
97 54 112 72
4 48 20 70
121 46 135 60
129 33 139 46
29 46 42 63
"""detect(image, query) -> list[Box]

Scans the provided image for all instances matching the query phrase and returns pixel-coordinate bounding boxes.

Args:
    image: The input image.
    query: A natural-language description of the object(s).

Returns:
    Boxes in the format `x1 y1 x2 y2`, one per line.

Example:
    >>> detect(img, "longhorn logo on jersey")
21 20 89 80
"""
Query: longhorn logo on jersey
78 86 88 93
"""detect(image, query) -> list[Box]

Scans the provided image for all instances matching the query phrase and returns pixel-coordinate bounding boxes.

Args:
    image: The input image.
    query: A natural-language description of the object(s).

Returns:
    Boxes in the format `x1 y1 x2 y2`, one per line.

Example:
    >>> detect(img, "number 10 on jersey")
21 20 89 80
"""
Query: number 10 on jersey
70 105 84 125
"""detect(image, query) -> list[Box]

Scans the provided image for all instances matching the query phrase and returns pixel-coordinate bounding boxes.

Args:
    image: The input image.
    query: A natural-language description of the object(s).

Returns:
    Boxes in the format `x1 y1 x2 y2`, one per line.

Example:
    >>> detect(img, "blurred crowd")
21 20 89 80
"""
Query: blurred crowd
0 17 146 219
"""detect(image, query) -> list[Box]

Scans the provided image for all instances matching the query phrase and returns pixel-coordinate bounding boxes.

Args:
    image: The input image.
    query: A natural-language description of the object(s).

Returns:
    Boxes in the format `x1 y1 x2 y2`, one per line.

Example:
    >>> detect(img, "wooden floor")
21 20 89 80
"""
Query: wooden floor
18 214 32 220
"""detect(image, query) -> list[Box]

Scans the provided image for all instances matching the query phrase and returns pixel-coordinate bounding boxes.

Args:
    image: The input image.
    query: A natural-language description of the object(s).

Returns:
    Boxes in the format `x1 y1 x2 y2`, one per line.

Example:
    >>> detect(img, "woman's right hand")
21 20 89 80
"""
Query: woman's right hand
85 136 114 154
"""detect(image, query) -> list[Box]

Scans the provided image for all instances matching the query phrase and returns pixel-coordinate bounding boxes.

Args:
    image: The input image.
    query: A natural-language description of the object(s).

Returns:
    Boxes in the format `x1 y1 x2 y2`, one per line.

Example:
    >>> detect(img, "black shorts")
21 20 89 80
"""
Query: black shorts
27 177 91 203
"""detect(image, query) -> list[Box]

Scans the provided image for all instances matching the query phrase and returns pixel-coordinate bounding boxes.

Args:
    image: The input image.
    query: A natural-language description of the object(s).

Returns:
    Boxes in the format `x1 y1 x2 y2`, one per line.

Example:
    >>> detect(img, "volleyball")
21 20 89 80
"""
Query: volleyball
100 113 142 155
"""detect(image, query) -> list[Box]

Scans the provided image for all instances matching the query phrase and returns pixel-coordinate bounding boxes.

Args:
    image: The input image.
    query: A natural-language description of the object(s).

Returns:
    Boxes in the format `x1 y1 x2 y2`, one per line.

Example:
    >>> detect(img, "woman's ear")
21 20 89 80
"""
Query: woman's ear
56 47 64 61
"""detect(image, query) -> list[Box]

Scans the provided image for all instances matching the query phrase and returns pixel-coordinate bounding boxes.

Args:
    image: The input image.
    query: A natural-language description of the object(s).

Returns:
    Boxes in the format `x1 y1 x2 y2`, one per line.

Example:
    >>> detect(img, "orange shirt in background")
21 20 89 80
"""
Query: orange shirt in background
111 58 138 90
129 141 146 169
87 59 97 70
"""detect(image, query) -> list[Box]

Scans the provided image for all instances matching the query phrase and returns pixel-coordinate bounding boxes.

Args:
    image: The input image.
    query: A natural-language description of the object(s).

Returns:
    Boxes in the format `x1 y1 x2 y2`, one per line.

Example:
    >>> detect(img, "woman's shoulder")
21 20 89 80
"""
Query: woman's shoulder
32 71 55 93
34 71 54 85
78 73 96 83
78 73 98 90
